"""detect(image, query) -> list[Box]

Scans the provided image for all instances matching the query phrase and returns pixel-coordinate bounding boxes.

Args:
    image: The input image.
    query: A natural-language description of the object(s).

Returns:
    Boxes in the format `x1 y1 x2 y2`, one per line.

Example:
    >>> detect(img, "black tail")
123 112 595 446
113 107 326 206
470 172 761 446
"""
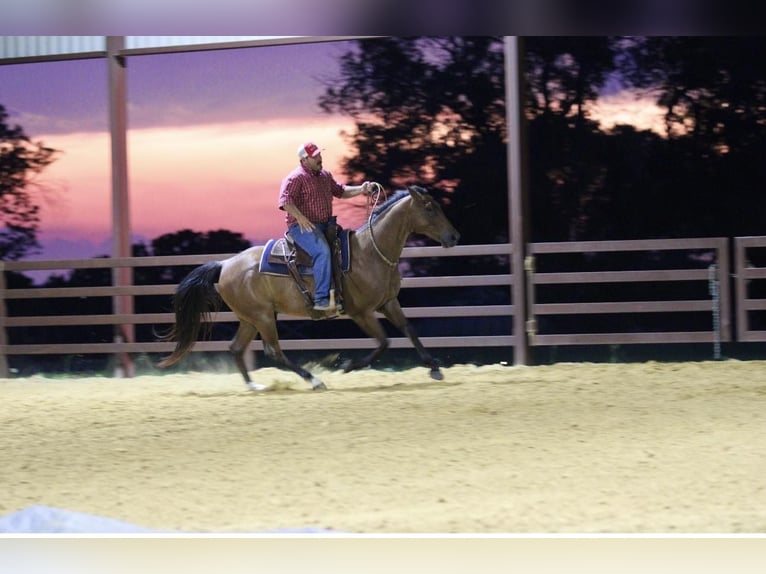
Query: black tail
157 261 223 368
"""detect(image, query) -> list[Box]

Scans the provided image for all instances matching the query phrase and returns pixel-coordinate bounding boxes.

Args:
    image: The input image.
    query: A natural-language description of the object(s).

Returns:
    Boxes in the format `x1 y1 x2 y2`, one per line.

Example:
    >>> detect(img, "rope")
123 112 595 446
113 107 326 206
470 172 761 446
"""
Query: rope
366 182 397 267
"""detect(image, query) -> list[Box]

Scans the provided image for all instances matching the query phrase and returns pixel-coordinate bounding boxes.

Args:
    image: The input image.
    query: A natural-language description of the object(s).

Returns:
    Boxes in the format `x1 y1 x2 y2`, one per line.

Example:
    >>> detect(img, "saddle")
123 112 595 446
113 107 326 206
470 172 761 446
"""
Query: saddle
263 217 348 317
267 235 313 268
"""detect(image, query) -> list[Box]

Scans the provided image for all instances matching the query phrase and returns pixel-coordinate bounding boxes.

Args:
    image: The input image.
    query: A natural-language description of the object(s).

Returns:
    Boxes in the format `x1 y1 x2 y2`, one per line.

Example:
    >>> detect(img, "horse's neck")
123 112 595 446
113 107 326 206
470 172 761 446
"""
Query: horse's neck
364 201 411 263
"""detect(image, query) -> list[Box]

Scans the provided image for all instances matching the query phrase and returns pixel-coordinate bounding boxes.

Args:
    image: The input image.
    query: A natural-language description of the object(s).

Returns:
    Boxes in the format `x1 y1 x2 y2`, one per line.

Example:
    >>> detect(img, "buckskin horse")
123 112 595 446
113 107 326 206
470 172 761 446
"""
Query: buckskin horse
157 185 460 391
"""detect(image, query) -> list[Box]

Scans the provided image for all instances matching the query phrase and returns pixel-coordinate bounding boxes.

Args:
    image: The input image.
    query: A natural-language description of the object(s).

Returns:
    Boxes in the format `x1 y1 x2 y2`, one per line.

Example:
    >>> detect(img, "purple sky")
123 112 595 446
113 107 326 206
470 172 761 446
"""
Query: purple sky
1 40 366 281
1 41 351 137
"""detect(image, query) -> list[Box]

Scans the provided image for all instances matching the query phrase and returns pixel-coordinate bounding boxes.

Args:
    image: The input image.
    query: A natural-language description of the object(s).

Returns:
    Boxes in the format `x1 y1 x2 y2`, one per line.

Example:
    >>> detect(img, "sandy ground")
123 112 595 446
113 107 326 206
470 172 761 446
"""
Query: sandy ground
1 360 765 534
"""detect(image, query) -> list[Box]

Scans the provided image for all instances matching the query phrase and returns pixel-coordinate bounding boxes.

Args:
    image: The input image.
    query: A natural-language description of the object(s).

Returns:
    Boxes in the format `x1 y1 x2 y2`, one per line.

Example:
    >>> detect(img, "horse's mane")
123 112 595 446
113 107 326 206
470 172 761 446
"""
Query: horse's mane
356 186 428 232
372 189 410 219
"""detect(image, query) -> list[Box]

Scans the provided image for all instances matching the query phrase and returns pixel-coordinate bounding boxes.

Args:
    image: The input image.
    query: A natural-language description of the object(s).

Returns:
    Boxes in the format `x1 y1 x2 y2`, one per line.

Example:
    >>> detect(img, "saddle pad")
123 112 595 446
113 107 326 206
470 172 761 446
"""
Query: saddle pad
259 230 352 277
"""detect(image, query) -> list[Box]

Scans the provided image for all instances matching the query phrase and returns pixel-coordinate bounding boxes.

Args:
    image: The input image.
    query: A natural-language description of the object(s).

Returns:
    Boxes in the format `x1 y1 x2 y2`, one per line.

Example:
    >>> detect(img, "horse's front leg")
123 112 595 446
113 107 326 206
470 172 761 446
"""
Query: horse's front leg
379 298 443 381
344 310 390 373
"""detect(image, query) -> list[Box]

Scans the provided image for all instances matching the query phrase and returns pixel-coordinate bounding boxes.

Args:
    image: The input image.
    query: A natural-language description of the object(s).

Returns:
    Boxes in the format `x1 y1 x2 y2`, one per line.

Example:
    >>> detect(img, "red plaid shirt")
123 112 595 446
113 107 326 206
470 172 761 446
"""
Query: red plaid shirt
278 165 345 226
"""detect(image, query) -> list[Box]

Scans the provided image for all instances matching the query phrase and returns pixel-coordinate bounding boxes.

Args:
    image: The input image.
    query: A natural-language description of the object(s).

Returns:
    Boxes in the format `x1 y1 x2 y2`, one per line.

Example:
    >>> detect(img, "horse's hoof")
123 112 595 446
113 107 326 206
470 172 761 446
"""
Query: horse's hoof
429 369 444 381
310 376 327 391
341 359 354 373
247 382 267 391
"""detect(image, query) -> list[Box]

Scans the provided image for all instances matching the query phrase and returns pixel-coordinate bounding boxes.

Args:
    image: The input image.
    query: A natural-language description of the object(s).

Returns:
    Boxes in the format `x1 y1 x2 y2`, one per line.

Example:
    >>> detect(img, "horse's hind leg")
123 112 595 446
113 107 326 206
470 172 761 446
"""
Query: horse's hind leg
229 321 266 391
258 320 327 391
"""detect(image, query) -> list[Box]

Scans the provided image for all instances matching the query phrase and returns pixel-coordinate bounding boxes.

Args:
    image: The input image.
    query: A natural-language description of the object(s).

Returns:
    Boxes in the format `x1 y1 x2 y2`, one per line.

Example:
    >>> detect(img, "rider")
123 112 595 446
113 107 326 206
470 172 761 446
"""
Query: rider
278 141 374 311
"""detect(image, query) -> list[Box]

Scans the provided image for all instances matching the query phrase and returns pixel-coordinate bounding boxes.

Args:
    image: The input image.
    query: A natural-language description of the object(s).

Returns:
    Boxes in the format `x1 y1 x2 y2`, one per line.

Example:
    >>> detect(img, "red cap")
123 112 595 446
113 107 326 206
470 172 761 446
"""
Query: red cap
298 142 322 159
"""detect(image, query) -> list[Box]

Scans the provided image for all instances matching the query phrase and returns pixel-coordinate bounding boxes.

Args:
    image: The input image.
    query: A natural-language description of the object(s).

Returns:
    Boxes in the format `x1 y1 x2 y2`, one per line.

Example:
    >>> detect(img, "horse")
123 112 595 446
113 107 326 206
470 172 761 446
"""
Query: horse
157 185 460 391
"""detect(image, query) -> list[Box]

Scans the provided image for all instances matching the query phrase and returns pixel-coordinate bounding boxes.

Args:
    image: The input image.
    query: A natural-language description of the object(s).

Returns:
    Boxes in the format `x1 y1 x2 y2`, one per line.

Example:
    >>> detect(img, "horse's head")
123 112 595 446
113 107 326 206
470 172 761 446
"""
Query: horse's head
407 186 460 248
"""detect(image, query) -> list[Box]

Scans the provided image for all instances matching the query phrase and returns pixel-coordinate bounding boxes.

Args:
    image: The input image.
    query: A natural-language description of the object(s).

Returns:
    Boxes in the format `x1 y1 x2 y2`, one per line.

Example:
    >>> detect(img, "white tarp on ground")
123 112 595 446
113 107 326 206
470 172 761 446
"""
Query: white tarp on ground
0 505 338 534
0 506 159 533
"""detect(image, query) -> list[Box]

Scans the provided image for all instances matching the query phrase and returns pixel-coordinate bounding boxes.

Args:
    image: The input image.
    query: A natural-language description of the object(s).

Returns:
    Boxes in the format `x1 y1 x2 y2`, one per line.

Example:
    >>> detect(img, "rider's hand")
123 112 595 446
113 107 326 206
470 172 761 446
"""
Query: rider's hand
362 181 377 195
297 214 314 232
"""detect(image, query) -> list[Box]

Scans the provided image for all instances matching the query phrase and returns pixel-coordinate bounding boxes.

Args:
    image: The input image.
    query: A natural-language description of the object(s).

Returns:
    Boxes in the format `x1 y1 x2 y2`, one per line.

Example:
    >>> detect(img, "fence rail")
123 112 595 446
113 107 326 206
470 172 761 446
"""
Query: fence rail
1 237 755 378
734 236 766 342
0 244 516 376
528 237 731 346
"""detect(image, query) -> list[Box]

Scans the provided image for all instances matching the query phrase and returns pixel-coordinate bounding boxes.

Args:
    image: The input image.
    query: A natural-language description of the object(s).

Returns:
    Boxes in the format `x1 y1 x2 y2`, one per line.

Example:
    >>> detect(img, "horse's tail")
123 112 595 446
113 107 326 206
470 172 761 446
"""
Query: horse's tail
157 260 223 368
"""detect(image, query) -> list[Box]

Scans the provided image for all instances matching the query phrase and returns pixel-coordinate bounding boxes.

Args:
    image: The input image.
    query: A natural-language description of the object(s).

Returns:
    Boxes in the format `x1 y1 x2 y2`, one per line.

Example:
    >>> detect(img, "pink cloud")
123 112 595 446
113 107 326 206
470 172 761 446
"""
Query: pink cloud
591 91 667 135
32 116 361 258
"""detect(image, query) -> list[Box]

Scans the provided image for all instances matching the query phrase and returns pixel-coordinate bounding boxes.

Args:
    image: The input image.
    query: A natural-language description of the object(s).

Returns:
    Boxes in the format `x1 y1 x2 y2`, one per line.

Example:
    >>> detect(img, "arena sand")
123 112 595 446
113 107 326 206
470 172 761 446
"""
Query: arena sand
1 360 765 533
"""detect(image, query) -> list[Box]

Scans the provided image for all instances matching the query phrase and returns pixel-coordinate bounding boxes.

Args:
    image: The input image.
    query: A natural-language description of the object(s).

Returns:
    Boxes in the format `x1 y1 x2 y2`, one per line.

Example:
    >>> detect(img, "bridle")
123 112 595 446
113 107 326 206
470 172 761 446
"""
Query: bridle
366 182 398 268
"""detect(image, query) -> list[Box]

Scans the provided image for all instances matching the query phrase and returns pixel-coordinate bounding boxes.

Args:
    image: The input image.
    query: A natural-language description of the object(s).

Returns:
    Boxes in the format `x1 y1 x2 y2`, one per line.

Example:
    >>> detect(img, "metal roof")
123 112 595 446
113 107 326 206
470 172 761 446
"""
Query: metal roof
0 36 317 64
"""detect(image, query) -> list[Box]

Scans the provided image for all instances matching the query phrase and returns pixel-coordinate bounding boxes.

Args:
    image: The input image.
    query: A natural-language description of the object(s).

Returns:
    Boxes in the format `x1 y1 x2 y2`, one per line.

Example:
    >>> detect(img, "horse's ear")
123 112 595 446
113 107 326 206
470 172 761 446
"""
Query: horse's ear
407 185 426 201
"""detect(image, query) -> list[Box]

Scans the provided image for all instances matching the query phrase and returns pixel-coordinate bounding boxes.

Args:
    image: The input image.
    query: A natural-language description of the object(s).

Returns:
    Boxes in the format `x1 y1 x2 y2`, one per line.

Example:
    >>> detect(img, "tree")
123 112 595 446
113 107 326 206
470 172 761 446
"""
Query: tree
149 228 251 256
616 37 766 239
319 37 619 246
319 37 507 244
525 36 616 124
0 104 59 260
138 228 251 285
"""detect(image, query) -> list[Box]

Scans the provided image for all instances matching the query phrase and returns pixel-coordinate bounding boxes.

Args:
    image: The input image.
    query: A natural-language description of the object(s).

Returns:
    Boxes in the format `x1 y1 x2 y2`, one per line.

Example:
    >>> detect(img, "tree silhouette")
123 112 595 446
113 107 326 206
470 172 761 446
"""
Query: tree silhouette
0 103 59 260
319 37 508 245
524 36 616 124
150 228 250 257
142 228 251 284
319 37 619 246
132 230 252 338
618 37 766 240
319 36 766 245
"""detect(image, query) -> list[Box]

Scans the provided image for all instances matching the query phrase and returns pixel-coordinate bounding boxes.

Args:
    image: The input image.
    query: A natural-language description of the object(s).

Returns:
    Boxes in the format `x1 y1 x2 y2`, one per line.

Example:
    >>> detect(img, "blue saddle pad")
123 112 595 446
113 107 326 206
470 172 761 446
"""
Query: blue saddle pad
260 229 352 276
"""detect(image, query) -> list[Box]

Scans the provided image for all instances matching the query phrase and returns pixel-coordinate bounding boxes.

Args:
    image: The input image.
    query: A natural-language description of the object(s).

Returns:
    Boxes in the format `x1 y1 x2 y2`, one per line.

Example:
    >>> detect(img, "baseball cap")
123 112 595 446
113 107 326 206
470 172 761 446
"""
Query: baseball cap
298 142 323 159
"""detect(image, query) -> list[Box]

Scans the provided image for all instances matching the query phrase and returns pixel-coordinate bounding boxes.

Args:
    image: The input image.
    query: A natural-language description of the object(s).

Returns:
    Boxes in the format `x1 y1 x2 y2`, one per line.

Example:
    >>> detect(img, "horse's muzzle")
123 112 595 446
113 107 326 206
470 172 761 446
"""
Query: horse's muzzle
441 230 460 248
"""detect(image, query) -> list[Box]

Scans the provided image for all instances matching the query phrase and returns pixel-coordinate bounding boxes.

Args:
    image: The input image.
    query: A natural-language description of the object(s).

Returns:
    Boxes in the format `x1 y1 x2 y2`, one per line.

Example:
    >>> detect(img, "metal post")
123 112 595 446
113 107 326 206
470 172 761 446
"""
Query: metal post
108 36 135 377
505 36 532 365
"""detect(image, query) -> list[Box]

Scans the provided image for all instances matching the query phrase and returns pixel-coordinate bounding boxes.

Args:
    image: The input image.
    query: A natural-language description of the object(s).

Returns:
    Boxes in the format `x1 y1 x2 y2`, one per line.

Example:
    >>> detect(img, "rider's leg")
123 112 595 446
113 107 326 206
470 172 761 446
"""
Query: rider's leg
288 223 332 306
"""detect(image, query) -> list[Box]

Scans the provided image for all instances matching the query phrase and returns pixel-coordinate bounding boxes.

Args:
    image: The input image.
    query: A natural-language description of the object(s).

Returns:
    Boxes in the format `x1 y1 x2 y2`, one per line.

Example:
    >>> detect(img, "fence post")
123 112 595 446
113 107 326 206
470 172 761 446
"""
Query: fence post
108 36 135 378
709 263 721 360
733 237 748 342
0 261 8 378
716 237 731 342
525 255 537 345
505 36 532 365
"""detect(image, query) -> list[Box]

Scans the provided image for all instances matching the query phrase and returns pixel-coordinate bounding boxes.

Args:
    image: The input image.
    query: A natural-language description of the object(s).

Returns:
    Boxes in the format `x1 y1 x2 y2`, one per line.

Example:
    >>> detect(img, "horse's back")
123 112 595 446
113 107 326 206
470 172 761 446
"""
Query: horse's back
220 245 265 282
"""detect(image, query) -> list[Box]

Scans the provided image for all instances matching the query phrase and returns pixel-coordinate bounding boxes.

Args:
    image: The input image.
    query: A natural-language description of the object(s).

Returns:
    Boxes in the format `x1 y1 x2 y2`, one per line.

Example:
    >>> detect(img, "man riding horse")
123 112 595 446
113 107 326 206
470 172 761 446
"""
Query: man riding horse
278 141 377 313
159 182 460 390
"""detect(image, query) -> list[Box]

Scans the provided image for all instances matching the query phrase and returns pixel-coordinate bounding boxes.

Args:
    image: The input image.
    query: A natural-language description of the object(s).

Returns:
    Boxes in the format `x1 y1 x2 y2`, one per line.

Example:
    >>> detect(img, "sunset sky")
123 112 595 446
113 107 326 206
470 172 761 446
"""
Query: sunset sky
0 39 367 263
0 38 665 268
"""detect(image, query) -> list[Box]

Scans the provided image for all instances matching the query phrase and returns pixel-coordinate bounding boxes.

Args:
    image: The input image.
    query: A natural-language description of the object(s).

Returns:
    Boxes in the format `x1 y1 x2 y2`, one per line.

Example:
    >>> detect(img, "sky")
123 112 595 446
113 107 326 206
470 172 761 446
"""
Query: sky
0 38 665 274
0 40 369 265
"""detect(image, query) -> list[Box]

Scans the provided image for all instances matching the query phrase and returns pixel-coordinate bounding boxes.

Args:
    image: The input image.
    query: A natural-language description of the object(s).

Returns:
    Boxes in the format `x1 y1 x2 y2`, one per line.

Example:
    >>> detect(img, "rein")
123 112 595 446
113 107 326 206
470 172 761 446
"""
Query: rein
366 182 398 267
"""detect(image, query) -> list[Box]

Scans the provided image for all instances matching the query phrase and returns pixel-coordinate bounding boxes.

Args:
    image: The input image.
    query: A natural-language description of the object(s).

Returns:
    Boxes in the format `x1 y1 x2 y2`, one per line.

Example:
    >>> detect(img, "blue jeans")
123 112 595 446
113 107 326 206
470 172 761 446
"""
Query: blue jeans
288 222 331 302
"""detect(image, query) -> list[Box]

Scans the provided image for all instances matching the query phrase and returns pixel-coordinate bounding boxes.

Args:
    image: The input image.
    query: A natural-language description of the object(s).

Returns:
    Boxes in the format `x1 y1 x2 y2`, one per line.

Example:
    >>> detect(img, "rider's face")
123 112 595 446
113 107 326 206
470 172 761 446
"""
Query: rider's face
305 153 323 172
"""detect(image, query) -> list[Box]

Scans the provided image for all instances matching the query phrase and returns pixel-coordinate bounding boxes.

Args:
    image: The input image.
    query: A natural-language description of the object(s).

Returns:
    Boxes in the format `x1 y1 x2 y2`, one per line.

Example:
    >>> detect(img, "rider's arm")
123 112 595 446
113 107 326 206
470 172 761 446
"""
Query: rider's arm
341 181 374 198
282 204 314 231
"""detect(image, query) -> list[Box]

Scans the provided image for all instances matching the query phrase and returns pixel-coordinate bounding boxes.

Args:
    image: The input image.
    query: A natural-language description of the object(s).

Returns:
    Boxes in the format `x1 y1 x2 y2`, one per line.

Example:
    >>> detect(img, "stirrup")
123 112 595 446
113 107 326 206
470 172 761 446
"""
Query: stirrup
312 290 337 311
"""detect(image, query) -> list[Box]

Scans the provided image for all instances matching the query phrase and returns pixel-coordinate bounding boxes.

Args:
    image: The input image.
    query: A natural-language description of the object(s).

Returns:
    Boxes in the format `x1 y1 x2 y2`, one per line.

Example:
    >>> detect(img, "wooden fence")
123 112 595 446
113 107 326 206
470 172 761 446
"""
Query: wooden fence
1 237 754 378
0 244 513 377
528 237 731 346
